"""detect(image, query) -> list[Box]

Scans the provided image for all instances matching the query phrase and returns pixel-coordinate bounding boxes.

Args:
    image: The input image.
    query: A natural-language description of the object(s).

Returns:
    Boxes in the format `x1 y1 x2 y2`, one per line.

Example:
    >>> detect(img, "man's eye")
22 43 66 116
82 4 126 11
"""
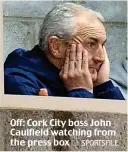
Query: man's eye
88 42 95 47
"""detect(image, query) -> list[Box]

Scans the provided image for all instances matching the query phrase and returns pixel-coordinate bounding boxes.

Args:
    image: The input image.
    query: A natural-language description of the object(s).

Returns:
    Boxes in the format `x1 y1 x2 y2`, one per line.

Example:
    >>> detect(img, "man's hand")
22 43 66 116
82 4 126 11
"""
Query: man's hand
59 44 93 93
94 46 110 87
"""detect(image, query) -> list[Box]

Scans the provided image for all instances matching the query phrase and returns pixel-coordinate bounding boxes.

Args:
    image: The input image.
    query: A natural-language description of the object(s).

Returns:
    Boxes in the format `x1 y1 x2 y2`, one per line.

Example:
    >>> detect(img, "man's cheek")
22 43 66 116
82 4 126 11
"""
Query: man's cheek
88 53 93 64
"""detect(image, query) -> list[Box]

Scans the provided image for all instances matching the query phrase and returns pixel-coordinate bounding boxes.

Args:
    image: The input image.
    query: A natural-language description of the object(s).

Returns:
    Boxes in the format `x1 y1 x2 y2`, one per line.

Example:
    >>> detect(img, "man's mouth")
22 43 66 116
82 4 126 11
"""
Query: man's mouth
89 67 99 71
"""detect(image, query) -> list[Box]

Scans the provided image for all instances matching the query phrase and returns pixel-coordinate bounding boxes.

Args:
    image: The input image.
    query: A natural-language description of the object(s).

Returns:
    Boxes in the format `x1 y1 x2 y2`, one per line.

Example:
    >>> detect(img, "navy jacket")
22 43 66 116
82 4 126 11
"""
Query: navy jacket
4 45 124 100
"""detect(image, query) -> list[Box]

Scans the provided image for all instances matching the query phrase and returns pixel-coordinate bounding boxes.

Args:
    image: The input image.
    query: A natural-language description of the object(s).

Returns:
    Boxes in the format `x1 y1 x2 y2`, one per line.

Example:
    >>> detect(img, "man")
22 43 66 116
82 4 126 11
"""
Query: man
4 3 124 100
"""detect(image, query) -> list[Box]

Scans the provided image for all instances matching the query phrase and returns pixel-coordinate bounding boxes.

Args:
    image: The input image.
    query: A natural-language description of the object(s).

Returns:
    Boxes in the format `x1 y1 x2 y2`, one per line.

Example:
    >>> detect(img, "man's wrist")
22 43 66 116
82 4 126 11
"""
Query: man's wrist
94 78 109 87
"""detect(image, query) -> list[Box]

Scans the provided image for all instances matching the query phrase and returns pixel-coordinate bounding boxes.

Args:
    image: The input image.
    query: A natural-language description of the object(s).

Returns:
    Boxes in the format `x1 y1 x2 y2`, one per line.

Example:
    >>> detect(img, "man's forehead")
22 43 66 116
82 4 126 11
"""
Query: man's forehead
76 18 106 39
77 23 106 33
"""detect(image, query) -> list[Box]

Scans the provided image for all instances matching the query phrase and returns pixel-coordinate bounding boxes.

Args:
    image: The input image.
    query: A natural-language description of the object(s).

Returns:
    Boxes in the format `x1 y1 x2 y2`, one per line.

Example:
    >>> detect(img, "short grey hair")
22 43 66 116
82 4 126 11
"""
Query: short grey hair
38 3 104 52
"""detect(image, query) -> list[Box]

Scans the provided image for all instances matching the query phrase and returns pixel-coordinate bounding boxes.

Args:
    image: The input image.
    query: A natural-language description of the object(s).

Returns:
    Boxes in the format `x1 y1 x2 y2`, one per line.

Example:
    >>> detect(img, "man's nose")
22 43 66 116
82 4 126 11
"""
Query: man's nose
93 45 105 62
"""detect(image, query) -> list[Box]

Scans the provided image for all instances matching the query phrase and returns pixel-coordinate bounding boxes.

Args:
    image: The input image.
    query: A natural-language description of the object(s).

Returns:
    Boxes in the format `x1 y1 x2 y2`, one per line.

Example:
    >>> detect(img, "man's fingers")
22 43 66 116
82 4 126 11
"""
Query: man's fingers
82 48 89 70
63 49 70 74
103 46 109 63
76 44 83 70
69 44 76 71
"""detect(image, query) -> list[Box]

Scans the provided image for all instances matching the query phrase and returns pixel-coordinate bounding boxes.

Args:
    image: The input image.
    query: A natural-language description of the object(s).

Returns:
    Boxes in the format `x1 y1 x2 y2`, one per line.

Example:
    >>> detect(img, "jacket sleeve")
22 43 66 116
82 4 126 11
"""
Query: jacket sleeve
67 88 94 98
4 74 40 95
93 80 125 100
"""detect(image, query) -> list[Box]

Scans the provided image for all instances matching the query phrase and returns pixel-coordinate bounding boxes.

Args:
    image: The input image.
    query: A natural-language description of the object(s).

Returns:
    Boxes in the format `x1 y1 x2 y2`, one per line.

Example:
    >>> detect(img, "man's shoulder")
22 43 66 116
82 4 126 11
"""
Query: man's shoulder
4 45 46 80
5 45 43 60
4 48 28 68
12 48 28 55
4 45 40 66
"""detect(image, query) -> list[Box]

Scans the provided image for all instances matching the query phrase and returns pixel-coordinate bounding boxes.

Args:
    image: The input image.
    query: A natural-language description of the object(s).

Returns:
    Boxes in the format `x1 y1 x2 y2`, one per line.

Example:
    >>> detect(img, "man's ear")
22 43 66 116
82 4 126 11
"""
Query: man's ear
48 36 61 59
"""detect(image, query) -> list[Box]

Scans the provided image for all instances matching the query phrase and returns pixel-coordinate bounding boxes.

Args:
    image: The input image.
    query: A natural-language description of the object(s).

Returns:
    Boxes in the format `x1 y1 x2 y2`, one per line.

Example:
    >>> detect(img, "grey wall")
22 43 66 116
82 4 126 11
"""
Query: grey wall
3 1 127 62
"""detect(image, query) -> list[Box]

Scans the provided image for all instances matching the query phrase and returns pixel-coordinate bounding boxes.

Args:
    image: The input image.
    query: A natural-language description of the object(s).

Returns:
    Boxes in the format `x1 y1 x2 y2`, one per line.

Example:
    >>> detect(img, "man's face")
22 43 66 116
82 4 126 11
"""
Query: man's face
73 19 107 82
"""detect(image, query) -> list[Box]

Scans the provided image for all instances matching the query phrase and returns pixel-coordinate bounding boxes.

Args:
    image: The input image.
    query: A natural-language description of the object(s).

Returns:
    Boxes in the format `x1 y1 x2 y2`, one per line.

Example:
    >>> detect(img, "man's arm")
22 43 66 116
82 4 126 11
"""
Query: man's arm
94 80 125 100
